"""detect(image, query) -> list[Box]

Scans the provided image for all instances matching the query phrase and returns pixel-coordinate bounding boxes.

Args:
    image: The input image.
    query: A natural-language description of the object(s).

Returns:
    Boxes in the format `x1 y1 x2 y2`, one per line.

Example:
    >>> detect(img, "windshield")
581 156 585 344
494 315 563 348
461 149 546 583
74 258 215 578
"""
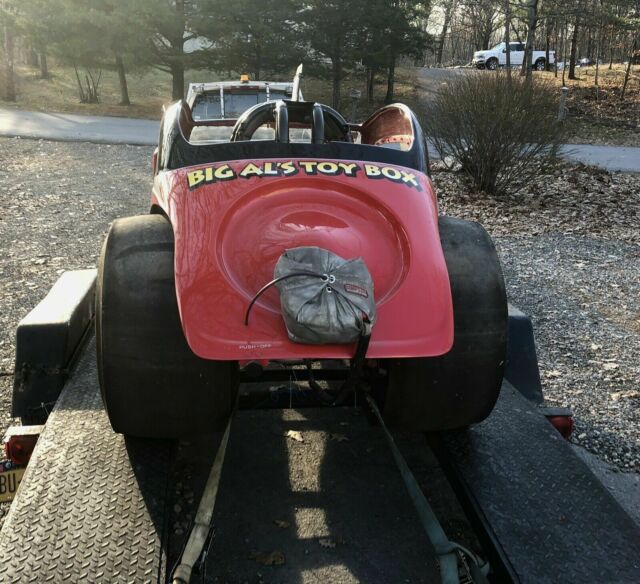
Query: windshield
190 123 313 144
490 43 505 50
192 89 290 121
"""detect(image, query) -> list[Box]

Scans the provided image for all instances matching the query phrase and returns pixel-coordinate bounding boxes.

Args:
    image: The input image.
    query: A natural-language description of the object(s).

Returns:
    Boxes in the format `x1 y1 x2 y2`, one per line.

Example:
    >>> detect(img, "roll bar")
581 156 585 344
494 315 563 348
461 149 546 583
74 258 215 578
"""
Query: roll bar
229 100 347 144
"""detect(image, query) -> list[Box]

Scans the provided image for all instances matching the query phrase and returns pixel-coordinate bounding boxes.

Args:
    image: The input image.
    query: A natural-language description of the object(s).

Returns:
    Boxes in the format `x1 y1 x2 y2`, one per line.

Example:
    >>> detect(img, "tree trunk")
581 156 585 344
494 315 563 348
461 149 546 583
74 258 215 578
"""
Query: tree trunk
28 47 39 68
545 20 552 71
586 29 593 60
621 36 637 101
74 66 87 102
562 20 567 85
367 67 376 104
521 0 539 78
436 1 454 65
568 20 579 80
1 24 16 102
608 29 614 70
504 0 511 76
481 8 493 51
170 0 186 100
171 63 185 100
553 18 559 77
331 54 341 110
39 52 49 79
115 56 131 105
594 22 602 89
385 53 396 104
253 43 262 81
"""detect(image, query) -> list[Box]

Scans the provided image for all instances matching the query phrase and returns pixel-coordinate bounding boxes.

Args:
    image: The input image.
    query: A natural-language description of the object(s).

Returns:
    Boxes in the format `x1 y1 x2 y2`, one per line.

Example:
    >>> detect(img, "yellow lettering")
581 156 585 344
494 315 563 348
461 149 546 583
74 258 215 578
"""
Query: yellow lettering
239 163 263 178
299 161 318 174
187 169 206 189
214 164 235 180
401 170 420 189
364 164 382 177
279 161 297 175
382 167 402 181
338 162 359 176
317 161 339 175
263 162 279 176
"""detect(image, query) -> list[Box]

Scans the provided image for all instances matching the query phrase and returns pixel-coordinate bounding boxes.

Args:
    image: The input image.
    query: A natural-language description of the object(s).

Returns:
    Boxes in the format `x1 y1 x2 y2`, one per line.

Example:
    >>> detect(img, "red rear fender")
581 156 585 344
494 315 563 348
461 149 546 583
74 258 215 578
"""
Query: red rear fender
152 158 453 360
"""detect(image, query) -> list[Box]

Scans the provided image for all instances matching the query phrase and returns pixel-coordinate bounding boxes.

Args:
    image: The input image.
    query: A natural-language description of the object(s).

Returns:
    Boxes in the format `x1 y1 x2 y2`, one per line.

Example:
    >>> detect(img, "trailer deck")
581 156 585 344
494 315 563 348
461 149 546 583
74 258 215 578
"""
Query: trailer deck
433 383 640 583
0 343 172 583
1 272 639 583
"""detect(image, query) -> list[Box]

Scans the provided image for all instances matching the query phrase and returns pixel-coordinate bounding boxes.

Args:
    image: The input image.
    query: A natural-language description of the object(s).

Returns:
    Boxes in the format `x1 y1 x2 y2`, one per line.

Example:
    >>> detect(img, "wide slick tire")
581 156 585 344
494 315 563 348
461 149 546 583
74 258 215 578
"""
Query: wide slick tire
383 216 507 431
96 214 238 439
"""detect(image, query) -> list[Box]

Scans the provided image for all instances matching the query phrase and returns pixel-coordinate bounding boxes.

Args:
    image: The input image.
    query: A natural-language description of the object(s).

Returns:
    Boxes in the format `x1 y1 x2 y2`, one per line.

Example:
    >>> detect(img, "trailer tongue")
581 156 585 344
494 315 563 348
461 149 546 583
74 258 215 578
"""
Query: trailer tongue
1 271 639 583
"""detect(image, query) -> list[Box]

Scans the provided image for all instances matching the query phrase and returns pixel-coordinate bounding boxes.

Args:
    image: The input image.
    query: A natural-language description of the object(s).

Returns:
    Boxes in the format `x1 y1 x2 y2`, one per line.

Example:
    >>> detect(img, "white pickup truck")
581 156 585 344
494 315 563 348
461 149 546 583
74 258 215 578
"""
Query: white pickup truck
472 42 555 71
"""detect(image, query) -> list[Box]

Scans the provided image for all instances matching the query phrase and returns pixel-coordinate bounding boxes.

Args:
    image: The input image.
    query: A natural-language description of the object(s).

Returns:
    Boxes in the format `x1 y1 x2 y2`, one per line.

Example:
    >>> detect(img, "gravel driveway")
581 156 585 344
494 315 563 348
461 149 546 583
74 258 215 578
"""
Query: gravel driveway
0 137 638 531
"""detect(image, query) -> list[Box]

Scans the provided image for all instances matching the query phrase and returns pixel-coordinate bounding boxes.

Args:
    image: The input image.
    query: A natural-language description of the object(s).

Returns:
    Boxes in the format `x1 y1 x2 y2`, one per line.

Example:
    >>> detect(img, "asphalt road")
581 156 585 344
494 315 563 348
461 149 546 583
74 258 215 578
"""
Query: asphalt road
0 107 158 146
1 105 639 172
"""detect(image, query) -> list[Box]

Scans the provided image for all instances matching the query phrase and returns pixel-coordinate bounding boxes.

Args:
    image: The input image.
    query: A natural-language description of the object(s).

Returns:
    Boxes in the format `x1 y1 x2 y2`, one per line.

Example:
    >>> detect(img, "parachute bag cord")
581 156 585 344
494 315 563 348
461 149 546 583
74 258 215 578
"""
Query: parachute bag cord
244 271 328 326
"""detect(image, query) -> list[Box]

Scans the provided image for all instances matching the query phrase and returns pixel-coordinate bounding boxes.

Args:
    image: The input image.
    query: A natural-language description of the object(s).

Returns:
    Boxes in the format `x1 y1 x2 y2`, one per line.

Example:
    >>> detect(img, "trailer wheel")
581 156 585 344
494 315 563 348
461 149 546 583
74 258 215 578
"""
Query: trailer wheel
96 215 238 439
383 216 507 431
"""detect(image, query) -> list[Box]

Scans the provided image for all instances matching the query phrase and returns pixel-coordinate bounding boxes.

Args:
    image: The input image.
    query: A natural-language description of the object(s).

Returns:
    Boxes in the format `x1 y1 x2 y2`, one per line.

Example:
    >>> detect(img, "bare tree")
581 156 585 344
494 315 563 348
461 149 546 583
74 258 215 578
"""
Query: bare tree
436 0 456 64
1 15 16 101
520 0 539 78
568 18 579 79
621 33 638 101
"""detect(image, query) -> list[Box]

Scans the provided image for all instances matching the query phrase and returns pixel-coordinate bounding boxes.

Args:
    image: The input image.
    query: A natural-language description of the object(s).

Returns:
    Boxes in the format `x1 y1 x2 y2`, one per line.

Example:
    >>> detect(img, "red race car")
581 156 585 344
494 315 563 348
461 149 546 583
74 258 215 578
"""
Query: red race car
96 82 506 439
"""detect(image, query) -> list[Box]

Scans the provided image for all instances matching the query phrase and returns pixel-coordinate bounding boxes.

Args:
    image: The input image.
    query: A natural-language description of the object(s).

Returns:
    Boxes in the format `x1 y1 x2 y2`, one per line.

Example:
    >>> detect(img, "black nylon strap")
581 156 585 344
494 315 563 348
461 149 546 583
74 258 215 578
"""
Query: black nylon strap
308 319 371 406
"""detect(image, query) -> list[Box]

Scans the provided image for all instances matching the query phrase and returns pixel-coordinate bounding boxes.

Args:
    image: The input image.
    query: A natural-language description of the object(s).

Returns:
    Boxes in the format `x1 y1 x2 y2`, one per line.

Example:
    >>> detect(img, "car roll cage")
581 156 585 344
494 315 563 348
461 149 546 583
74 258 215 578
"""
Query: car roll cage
230 100 349 144
157 99 430 176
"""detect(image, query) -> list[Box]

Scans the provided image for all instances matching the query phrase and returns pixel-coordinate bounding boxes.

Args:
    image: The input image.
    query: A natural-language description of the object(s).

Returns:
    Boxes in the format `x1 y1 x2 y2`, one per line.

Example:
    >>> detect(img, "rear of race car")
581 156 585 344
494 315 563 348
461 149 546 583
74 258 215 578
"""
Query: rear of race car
95 102 506 439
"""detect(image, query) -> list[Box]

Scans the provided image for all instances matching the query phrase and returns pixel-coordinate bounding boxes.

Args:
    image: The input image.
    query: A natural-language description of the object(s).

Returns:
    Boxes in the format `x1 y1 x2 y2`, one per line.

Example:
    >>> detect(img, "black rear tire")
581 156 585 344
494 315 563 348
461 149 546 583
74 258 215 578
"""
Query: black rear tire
383 216 507 431
96 215 238 439
535 58 546 71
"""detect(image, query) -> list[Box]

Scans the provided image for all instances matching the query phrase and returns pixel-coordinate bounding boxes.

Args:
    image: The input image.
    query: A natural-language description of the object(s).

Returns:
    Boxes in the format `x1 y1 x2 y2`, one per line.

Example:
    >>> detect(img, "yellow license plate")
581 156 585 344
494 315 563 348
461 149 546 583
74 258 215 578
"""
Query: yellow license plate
0 466 25 503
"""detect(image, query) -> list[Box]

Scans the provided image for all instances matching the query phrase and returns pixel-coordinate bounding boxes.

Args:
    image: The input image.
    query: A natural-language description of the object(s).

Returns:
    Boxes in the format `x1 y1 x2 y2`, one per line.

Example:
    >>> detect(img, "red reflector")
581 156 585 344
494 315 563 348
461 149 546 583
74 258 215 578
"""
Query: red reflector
546 415 574 440
3 426 43 466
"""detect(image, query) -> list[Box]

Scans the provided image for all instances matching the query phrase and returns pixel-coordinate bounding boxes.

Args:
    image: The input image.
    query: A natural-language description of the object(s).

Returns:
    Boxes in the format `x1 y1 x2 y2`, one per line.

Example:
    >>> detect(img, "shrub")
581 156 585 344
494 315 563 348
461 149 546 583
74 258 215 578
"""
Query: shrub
424 72 566 196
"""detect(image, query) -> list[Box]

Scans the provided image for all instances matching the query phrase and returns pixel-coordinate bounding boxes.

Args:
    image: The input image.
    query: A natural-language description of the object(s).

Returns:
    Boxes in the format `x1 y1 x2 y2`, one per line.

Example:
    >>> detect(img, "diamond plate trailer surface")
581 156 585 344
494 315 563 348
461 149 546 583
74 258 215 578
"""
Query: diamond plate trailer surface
431 383 640 583
0 343 174 584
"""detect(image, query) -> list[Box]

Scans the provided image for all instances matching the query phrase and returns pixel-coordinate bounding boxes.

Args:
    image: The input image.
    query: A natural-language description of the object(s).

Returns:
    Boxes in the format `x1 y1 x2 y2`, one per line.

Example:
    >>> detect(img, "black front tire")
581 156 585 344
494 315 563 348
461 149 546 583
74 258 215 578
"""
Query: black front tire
382 216 507 432
486 58 499 71
96 215 238 439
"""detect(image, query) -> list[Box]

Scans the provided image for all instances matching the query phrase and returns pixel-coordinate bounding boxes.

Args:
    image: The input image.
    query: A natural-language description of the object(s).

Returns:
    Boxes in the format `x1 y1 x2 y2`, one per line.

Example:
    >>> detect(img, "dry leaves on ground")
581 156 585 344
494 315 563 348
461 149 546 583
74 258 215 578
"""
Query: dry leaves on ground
432 161 639 244
285 430 304 443
251 550 286 566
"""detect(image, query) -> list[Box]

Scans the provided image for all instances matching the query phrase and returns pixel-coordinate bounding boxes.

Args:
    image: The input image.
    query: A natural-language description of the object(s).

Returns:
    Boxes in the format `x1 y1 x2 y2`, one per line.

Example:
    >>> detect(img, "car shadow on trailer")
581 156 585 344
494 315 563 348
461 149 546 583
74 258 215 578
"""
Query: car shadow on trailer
167 382 444 583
